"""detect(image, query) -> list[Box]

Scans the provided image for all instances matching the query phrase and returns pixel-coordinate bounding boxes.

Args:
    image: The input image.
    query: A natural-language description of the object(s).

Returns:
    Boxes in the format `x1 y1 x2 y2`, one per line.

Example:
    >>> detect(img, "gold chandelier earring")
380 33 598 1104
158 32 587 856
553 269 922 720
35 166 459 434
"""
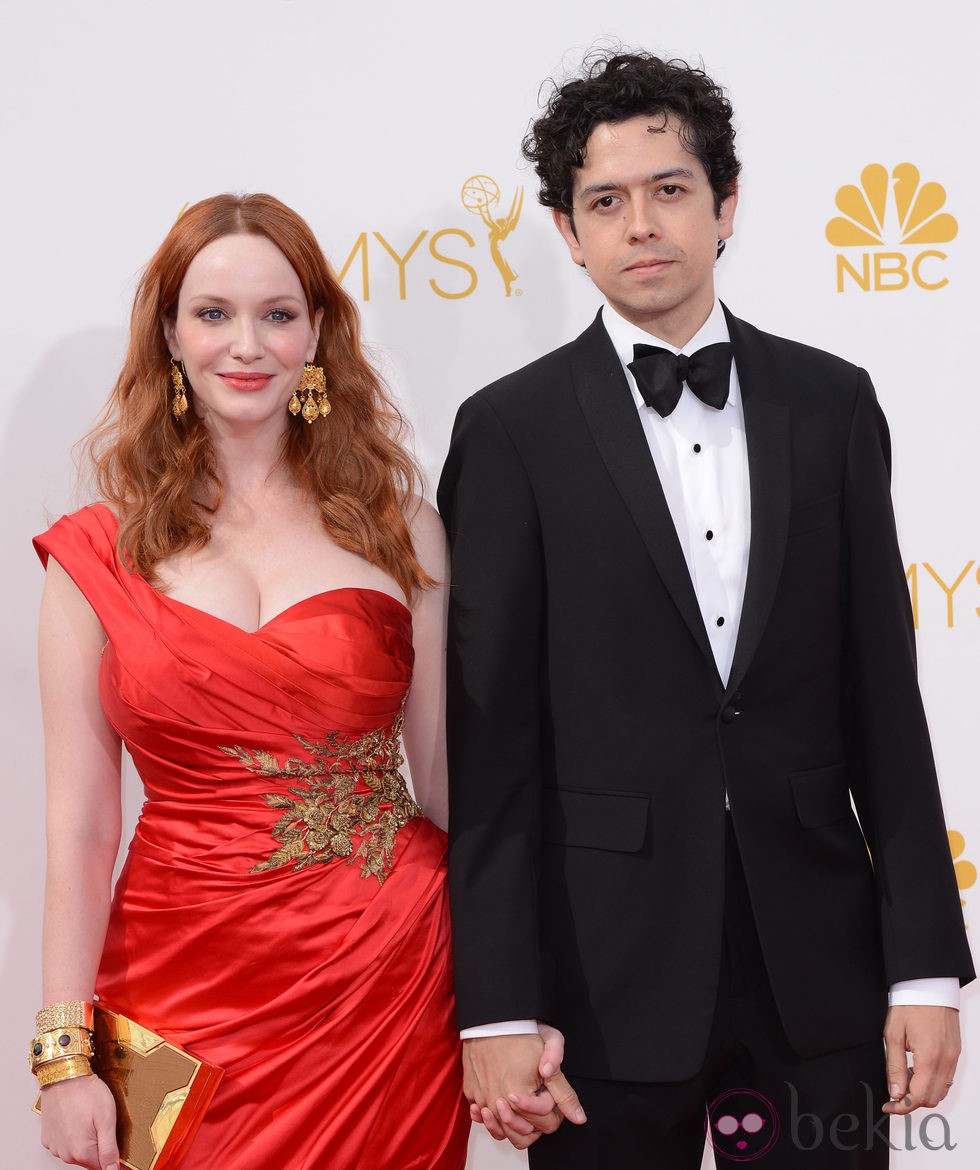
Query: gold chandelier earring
170 359 189 419
289 362 330 424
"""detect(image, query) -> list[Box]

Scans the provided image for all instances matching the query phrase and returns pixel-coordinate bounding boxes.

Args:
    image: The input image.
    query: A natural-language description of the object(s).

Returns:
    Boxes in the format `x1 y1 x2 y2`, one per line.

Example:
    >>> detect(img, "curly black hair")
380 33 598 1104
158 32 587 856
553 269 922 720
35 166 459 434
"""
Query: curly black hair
523 51 740 218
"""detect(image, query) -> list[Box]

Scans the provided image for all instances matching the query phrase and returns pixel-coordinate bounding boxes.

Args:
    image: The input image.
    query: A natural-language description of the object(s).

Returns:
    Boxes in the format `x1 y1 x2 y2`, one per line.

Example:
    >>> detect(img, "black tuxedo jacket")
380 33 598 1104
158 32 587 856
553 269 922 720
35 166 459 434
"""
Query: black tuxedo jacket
437 308 974 1083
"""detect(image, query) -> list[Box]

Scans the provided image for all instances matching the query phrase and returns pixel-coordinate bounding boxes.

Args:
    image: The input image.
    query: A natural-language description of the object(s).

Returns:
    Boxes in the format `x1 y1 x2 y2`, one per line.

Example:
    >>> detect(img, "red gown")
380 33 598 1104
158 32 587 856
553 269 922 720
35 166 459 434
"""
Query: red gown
35 505 469 1170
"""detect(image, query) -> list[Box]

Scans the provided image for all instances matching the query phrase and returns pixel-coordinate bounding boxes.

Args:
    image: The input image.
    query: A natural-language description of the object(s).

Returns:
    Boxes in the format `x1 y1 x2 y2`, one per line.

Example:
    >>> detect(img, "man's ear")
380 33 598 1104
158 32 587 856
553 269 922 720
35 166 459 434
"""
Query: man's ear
552 209 586 268
717 183 738 245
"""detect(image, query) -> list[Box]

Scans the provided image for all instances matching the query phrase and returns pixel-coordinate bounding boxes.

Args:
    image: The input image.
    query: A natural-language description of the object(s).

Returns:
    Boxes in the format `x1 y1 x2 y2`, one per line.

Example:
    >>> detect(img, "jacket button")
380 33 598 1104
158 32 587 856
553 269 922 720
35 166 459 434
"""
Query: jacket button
720 706 738 723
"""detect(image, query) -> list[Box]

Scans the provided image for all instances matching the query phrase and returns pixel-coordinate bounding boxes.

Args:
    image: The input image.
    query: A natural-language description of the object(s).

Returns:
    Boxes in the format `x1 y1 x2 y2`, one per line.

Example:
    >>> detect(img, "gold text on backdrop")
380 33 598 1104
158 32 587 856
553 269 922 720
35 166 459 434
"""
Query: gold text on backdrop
336 176 524 301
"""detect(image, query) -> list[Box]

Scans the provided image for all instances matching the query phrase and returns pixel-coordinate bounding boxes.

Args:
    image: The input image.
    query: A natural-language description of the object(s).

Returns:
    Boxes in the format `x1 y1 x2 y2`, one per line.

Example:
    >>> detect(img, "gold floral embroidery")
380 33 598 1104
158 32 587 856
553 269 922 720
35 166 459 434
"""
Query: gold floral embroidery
220 712 421 884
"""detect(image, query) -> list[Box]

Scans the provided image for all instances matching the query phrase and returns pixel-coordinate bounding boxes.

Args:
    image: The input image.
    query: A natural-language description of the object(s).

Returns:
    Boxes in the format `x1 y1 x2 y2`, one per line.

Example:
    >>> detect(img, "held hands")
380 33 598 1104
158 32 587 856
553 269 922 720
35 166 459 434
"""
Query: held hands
881 1005 960 1115
40 1075 119 1170
464 1023 586 1149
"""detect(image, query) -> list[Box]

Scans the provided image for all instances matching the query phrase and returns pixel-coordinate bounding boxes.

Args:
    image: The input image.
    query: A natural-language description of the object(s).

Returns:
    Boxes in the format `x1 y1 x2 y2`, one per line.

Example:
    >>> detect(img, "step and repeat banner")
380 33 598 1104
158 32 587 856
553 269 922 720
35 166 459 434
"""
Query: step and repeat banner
1 2 975 1167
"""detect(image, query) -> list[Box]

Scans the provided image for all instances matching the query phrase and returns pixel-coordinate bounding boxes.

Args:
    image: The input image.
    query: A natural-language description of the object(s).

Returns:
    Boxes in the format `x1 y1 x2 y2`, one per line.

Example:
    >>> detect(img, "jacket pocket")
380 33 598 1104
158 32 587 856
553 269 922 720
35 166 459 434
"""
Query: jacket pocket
787 492 842 538
790 764 850 828
543 787 649 853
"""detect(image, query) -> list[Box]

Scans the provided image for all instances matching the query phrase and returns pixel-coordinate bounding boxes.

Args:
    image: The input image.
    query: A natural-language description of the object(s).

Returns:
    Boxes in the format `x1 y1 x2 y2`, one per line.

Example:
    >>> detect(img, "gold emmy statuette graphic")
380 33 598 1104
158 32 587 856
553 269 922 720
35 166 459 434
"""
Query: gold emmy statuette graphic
826 163 958 247
461 175 523 295
949 830 977 911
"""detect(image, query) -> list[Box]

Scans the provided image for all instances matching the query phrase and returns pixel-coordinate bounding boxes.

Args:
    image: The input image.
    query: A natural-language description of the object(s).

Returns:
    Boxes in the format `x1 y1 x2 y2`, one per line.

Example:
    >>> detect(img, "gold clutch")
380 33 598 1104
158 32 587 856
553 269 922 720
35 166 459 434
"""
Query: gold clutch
34 1004 223 1170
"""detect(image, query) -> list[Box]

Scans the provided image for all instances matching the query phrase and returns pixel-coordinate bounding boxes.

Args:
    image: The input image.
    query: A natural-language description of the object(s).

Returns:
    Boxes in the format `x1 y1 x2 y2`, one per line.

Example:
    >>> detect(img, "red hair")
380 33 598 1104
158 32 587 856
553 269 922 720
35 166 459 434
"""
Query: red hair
86 193 433 597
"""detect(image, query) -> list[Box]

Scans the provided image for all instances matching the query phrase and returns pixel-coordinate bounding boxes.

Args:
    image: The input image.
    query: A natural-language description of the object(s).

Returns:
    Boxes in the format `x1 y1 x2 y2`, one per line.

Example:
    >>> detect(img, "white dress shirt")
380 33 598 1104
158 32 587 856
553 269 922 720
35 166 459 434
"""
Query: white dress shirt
461 302 956 1037
603 299 747 685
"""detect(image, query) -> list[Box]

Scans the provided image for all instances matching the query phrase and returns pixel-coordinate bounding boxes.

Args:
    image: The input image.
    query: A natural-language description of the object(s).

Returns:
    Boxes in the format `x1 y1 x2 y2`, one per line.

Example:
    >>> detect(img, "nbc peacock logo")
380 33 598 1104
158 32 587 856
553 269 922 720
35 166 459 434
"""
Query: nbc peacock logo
949 831 977 915
826 163 957 292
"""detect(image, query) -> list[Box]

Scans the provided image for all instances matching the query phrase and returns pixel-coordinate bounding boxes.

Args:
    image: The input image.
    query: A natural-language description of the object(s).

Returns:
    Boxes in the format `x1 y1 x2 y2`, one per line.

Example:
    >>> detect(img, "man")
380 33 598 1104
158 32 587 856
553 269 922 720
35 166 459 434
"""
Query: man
438 52 973 1167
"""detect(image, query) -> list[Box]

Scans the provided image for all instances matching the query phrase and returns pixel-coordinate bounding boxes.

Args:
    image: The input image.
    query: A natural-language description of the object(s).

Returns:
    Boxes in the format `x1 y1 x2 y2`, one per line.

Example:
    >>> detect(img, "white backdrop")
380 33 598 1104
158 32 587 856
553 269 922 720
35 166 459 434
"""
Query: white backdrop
2 2 976 1167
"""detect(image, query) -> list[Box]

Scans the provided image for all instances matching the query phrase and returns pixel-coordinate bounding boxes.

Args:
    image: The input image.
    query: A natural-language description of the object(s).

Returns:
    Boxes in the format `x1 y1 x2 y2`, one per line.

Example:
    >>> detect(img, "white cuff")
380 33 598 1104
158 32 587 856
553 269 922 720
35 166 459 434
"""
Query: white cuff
460 1019 539 1039
887 977 960 1009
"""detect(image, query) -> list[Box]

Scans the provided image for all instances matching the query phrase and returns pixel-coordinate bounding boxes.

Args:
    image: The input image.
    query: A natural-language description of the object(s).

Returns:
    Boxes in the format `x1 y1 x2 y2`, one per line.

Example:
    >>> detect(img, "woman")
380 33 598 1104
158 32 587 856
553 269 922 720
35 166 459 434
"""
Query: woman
31 194 471 1169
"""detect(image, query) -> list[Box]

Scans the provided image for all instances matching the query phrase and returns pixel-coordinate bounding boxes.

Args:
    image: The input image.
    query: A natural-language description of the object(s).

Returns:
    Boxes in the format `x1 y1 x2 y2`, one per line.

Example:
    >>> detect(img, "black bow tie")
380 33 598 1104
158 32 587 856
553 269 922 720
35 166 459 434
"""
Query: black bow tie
628 342 732 417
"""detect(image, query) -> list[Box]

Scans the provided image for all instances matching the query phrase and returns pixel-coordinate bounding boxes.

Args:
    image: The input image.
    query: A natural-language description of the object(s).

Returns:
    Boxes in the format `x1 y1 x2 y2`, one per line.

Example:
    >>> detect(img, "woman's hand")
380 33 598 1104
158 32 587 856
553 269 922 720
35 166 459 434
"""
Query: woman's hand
40 1074 119 1170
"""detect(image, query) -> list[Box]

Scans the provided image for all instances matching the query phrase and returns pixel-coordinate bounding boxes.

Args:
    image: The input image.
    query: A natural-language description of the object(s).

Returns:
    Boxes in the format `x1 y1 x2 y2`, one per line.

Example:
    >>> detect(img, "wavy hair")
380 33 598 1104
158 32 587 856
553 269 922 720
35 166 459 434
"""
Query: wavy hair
523 51 741 219
86 193 433 598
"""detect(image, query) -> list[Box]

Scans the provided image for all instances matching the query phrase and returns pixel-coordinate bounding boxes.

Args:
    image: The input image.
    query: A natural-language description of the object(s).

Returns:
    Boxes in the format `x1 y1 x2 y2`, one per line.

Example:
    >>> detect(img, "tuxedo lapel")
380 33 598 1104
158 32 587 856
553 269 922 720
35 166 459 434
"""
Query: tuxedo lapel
724 309 791 697
570 313 718 677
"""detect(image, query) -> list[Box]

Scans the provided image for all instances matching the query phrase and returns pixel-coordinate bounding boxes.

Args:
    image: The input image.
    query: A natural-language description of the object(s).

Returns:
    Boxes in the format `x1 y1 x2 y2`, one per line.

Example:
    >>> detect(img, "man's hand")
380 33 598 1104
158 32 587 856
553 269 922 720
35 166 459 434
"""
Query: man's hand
463 1028 586 1148
881 1005 960 1114
464 1034 549 1148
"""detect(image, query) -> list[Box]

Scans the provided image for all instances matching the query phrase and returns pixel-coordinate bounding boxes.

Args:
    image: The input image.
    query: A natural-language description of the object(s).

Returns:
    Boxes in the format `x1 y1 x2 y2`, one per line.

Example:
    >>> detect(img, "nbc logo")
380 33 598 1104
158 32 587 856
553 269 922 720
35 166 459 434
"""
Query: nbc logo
825 163 957 292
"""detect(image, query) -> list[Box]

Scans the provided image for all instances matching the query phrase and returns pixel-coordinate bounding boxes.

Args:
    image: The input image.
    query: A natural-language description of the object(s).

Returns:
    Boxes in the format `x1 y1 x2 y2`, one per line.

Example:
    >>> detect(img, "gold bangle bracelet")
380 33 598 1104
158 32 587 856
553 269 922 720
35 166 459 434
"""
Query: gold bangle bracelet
35 1000 96 1033
30 1026 95 1072
35 1055 94 1088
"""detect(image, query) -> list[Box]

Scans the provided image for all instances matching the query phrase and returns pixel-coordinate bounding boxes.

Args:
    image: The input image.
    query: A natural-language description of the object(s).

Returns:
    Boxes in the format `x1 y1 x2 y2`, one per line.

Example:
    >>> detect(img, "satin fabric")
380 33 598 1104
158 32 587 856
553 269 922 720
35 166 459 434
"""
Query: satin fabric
35 505 468 1170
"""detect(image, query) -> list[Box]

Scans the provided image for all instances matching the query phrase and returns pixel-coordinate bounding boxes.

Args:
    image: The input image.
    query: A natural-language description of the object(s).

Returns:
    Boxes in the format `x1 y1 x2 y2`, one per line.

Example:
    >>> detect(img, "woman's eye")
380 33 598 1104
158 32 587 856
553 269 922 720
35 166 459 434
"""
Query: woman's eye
198 308 225 322
268 309 296 323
